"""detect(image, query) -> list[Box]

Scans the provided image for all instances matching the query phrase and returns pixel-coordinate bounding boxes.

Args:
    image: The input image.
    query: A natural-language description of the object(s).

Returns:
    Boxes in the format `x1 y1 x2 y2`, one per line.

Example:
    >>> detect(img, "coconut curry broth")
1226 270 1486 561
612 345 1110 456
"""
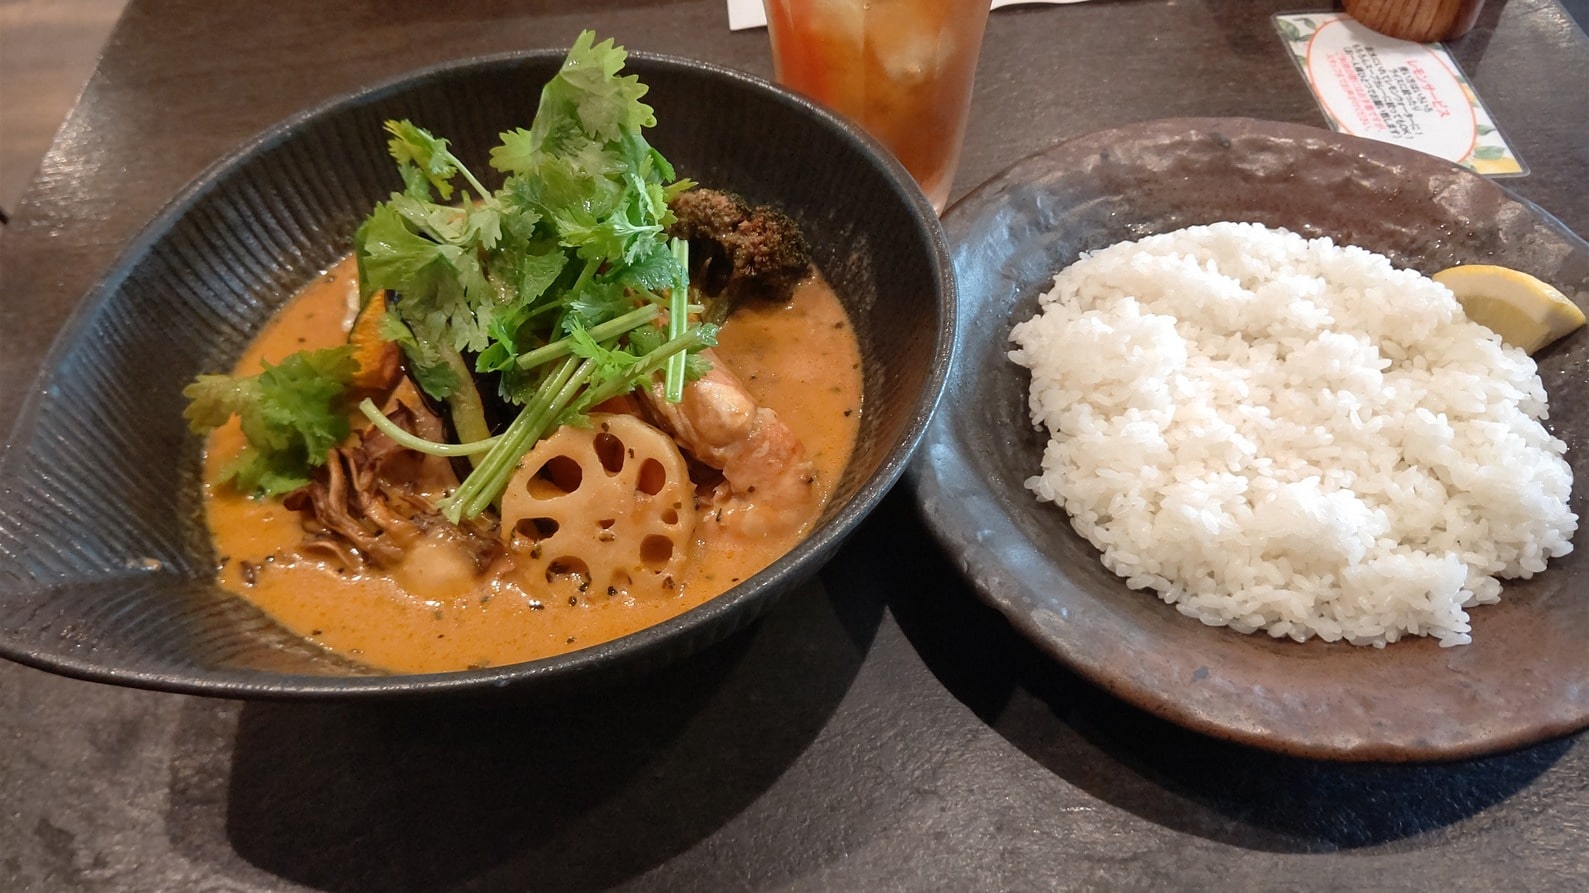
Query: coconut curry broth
203 257 863 672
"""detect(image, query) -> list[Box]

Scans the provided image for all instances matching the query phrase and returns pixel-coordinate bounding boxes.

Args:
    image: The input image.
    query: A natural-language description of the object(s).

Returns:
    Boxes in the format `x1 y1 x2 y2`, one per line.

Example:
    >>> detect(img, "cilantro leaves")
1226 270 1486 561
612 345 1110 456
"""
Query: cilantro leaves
354 32 694 414
346 31 715 520
188 32 714 518
183 347 358 497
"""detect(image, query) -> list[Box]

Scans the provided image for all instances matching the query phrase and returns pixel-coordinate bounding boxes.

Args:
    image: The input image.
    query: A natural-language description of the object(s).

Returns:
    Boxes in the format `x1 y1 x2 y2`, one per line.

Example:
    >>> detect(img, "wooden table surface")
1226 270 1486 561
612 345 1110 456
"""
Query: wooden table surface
3 1 1588 890
0 0 126 216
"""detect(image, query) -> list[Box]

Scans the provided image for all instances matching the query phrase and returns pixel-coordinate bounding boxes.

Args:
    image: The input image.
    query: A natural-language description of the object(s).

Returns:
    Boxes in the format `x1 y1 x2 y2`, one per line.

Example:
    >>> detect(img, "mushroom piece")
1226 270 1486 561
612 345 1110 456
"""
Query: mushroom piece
285 399 503 574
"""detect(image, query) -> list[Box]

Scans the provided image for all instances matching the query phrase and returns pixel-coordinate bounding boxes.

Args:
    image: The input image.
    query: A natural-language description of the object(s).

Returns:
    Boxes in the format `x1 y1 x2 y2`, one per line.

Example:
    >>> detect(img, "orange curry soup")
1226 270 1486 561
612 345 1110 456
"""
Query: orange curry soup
203 256 863 673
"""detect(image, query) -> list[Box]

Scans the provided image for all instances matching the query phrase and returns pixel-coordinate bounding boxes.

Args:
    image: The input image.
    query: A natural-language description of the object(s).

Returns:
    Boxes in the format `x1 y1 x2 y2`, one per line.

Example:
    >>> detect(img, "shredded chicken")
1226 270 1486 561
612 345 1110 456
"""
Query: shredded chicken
283 401 505 573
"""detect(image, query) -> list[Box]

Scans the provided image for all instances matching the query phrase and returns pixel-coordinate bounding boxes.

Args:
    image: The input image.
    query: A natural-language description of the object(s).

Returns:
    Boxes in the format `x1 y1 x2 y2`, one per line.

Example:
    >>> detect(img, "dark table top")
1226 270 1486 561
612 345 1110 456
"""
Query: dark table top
3 1 1588 890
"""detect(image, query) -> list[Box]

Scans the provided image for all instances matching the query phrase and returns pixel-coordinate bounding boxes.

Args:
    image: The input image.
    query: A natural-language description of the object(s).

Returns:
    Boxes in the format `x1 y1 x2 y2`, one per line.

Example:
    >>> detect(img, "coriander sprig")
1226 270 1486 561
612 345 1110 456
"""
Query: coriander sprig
355 31 709 519
185 32 713 516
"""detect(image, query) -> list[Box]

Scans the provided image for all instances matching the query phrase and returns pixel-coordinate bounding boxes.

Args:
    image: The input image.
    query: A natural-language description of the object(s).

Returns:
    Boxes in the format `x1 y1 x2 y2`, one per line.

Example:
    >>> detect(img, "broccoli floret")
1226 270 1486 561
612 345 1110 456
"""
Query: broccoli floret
668 188 813 321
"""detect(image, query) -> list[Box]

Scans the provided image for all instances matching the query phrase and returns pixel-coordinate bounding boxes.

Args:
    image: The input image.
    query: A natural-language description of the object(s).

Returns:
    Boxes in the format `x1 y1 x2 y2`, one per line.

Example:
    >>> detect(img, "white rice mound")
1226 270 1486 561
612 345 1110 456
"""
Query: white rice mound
1008 222 1577 647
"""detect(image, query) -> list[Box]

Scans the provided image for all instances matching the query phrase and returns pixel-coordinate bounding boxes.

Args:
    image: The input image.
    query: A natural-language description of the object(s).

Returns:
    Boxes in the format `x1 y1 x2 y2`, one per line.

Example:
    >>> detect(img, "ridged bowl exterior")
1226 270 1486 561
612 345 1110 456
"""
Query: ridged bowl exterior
0 52 954 698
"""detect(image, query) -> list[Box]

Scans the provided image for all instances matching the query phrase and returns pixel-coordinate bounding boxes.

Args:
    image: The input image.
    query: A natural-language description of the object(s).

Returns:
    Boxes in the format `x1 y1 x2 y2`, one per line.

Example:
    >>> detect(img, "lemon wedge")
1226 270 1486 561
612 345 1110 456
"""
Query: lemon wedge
1433 264 1585 354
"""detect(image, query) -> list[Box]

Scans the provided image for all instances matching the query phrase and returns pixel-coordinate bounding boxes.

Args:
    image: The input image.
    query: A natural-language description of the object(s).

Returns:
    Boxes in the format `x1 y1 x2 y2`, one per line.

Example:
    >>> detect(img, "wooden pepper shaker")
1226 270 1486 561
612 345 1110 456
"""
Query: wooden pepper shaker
1341 0 1488 42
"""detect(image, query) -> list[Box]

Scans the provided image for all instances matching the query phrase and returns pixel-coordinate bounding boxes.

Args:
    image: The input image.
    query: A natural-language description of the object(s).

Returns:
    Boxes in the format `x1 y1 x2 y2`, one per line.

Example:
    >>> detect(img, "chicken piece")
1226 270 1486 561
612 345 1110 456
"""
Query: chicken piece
639 349 820 544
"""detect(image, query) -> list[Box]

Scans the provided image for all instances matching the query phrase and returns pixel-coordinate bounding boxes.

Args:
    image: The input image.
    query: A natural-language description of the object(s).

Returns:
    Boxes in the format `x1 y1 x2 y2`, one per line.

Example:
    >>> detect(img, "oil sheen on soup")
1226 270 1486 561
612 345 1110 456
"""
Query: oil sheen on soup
204 256 863 673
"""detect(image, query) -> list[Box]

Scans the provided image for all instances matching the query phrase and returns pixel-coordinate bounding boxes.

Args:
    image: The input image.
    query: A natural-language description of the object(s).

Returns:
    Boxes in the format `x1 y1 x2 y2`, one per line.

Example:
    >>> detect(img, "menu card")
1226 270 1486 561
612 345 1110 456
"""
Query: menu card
1275 12 1526 177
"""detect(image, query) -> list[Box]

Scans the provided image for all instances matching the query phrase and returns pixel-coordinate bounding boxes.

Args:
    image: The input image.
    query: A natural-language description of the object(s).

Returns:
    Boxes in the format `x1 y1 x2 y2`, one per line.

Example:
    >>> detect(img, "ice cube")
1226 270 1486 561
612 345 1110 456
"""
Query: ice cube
872 19 954 86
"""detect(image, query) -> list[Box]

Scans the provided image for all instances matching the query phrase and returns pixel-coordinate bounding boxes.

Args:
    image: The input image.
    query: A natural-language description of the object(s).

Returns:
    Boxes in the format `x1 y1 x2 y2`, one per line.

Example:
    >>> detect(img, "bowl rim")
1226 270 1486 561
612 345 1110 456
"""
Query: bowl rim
0 48 957 698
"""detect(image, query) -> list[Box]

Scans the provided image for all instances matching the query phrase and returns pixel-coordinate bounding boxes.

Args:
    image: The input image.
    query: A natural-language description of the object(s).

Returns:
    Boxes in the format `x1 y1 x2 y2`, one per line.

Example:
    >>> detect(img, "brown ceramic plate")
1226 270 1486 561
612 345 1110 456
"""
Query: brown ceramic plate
909 117 1589 762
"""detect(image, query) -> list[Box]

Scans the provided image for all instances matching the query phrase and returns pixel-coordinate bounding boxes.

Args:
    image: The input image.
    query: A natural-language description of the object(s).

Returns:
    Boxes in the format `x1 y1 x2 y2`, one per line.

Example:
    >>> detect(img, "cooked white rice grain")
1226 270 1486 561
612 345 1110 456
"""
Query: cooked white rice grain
1008 221 1576 647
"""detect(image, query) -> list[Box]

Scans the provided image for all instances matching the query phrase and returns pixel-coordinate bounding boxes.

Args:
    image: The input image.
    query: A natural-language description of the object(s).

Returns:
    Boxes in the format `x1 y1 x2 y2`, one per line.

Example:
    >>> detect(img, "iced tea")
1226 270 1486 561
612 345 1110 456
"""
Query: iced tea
763 0 990 213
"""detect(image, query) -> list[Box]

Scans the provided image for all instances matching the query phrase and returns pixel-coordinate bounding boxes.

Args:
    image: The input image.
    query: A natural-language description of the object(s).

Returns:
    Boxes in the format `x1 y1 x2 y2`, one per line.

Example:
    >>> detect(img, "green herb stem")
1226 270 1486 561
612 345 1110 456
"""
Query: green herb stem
357 400 501 456
580 324 717 409
664 238 689 402
572 258 600 295
514 304 660 370
455 163 493 205
441 355 592 522
439 346 492 448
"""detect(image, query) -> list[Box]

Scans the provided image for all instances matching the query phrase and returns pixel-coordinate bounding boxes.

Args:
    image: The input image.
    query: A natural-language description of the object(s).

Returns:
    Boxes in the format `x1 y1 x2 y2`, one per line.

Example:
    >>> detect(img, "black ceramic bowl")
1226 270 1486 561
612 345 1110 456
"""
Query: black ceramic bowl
0 51 954 698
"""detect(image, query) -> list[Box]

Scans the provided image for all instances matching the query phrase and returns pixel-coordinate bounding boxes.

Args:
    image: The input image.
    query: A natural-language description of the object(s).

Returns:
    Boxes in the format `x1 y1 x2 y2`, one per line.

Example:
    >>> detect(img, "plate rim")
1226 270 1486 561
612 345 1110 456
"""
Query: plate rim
913 115 1589 762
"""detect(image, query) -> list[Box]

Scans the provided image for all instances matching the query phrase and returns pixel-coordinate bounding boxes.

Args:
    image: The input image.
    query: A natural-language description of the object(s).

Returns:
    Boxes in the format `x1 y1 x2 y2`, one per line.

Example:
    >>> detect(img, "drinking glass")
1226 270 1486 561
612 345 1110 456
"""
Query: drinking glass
763 0 991 213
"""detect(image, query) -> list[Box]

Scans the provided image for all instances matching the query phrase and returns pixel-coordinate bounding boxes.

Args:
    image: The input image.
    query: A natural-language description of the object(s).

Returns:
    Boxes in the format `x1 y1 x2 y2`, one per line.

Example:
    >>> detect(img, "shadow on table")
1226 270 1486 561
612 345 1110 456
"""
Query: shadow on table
163 567 884 892
887 499 1576 853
